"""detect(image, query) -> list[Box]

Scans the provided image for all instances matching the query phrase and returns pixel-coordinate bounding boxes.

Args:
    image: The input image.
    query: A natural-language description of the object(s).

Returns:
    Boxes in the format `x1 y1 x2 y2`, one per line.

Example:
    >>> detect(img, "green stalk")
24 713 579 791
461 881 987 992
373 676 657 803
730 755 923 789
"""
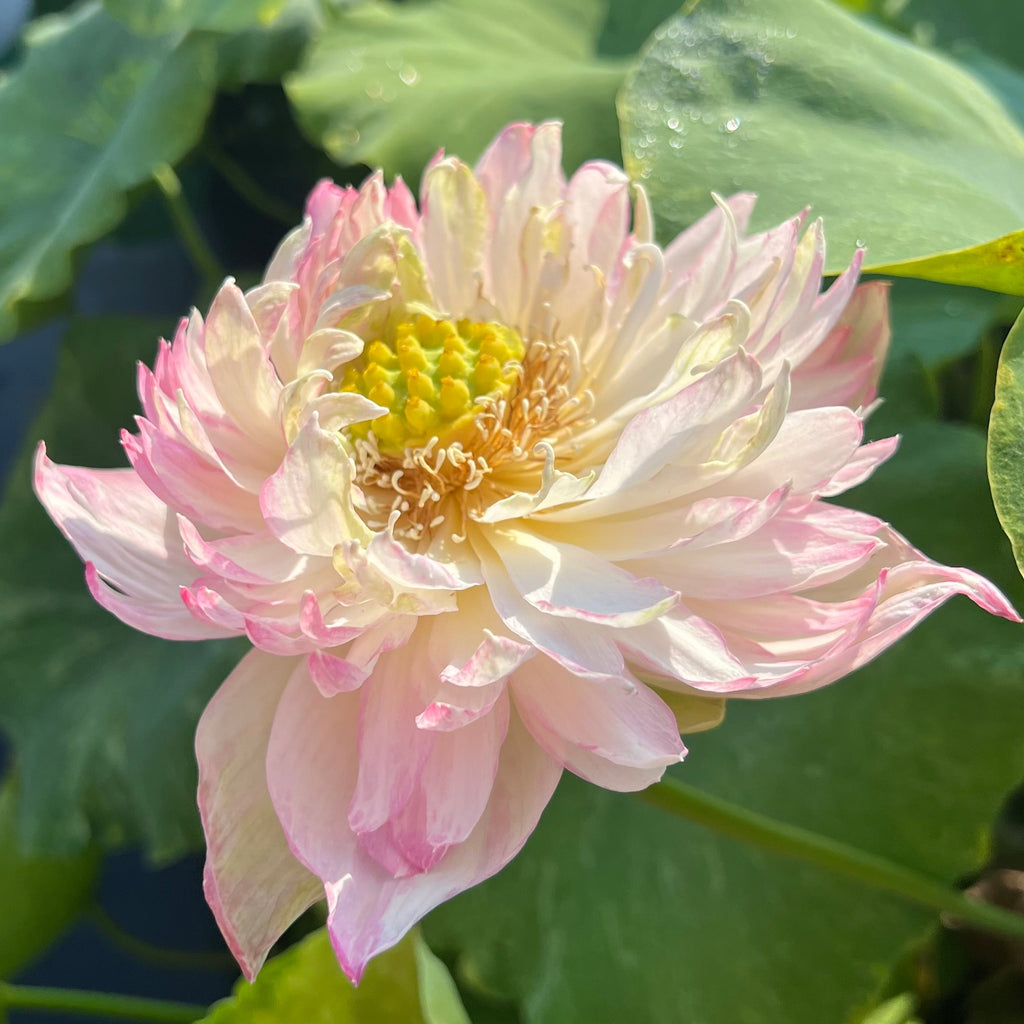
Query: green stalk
88 903 236 973
0 981 206 1022
203 139 301 227
643 776 1024 942
153 163 225 289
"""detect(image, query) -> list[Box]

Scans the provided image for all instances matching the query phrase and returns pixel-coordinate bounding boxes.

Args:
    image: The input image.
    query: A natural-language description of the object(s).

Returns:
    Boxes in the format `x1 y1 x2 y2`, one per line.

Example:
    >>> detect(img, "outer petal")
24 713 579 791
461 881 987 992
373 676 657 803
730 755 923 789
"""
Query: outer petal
266 657 561 984
124 421 264 533
385 692 510 872
35 447 188 600
177 517 311 586
197 651 322 980
642 505 884 601
34 447 233 639
347 637 435 837
796 280 890 410
330 709 559 984
738 531 1019 698
82 564 231 640
821 436 900 497
512 656 685 790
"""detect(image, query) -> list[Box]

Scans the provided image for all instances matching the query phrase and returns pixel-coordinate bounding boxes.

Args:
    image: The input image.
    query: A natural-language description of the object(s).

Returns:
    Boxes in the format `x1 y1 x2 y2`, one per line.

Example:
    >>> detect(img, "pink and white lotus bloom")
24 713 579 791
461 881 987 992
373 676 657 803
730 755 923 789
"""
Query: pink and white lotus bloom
35 122 1016 982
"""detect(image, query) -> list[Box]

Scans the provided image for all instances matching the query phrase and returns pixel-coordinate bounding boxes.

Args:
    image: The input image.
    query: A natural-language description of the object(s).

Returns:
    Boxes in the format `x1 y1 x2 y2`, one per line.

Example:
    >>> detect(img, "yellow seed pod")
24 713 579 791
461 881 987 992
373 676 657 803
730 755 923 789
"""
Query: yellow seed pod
342 316 526 454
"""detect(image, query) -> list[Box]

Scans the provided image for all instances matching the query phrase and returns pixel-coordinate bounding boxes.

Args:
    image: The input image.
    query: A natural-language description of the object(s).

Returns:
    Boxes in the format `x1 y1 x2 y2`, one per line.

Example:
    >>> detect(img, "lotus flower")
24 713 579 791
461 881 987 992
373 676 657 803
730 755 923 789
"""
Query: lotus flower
35 122 1016 982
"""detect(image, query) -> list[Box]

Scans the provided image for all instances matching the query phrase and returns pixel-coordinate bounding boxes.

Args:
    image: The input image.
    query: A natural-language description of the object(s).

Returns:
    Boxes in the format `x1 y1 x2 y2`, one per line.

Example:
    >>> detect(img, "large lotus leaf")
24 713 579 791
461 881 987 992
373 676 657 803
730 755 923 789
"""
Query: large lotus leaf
618 0 1024 292
955 47 1024 132
0 4 217 341
101 0 302 34
989 307 1024 579
100 0 321 86
285 0 678 184
0 316 245 858
868 230 1024 295
426 419 1024 1024
834 0 1024 74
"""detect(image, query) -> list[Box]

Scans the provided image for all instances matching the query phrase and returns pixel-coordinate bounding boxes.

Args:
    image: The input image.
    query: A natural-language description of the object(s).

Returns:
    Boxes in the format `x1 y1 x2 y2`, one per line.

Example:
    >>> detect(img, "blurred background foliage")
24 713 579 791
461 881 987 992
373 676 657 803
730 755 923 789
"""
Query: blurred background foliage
2 0 1024 1021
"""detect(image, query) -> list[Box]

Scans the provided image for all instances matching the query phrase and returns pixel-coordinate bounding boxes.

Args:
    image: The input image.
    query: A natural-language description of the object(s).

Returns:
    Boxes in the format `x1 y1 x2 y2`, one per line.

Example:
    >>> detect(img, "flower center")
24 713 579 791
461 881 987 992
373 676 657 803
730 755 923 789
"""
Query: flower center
339 315 526 457
339 319 593 545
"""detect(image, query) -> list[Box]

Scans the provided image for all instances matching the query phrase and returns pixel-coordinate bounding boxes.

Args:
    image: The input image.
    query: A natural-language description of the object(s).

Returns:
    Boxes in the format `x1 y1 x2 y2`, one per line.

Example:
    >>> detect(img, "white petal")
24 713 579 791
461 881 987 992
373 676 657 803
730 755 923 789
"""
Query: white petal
260 414 370 555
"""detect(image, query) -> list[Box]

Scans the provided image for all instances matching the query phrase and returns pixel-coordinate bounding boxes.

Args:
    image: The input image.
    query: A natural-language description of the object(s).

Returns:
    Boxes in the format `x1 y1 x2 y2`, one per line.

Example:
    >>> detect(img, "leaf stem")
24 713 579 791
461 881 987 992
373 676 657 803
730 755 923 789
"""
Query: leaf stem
88 903 237 973
0 981 206 1022
203 139 301 227
152 163 225 289
643 776 1024 942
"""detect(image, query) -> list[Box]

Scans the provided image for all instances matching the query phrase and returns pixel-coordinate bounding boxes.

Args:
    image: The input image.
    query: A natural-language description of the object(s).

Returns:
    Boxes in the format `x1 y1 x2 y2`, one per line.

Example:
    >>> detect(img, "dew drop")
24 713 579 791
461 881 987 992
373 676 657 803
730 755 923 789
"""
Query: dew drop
326 127 361 152
724 117 741 133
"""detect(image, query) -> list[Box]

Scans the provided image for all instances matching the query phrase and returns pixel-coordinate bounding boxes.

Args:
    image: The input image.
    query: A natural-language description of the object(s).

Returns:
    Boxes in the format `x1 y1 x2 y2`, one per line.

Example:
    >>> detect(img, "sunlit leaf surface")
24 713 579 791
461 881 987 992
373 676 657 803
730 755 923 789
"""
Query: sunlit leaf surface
286 0 678 184
0 4 216 340
619 0 1024 287
988 306 1024 578
200 929 469 1024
